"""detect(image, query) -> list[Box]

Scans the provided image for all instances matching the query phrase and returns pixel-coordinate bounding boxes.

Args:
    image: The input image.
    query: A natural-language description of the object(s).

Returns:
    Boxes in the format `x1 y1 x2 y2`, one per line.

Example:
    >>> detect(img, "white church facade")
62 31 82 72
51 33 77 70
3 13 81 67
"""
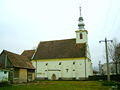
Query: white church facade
31 7 93 80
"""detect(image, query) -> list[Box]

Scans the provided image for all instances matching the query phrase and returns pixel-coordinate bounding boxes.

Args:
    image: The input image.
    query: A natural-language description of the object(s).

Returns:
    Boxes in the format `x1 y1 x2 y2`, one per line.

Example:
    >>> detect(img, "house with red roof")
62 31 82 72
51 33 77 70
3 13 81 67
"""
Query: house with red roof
0 50 35 83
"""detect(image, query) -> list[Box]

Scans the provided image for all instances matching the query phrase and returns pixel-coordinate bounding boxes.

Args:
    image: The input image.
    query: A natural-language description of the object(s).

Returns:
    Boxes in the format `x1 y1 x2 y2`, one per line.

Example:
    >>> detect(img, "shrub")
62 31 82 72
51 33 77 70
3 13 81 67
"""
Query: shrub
102 81 120 89
0 81 10 87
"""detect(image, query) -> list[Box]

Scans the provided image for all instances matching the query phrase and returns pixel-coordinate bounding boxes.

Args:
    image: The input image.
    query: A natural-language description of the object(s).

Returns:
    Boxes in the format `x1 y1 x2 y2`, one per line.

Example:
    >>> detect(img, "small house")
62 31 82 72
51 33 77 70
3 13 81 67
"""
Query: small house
0 50 35 83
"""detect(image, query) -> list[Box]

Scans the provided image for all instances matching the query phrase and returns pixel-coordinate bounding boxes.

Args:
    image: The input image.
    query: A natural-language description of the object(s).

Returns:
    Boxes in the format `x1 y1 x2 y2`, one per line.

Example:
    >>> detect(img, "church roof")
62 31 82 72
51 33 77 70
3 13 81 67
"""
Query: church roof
1 50 35 69
33 38 86 60
21 50 35 60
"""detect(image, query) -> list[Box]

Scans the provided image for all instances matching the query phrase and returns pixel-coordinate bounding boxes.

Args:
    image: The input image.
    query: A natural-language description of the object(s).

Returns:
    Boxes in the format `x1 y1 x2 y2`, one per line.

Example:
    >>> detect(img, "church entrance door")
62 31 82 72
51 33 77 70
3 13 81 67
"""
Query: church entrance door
52 74 56 80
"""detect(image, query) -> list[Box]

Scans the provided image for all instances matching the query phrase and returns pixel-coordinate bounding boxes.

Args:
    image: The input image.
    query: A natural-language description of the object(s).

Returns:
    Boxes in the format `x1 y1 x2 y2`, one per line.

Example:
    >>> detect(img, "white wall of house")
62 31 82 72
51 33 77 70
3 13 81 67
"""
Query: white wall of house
0 70 9 82
101 63 120 75
32 58 93 80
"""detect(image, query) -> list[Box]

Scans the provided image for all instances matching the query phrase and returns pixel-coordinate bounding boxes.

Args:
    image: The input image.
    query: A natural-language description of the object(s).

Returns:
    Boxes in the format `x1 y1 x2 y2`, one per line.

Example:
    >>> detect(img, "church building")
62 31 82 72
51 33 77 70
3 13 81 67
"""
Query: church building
31 7 93 80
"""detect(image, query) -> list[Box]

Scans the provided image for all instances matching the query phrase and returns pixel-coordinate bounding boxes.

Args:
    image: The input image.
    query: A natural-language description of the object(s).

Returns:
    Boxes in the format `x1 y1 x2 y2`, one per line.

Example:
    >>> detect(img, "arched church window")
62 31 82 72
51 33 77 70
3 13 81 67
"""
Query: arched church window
66 69 69 72
80 33 83 39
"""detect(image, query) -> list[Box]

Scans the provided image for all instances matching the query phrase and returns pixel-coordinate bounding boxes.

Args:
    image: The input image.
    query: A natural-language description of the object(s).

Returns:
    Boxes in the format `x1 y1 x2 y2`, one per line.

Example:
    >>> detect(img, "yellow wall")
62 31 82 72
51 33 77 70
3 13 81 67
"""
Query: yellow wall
32 57 90 62
19 69 27 83
32 73 35 81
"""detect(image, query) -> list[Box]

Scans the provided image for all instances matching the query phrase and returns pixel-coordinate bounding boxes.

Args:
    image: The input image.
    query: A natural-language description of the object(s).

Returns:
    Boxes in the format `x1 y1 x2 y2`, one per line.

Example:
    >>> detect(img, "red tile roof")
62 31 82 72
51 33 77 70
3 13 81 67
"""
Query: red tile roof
21 50 35 60
3 50 35 69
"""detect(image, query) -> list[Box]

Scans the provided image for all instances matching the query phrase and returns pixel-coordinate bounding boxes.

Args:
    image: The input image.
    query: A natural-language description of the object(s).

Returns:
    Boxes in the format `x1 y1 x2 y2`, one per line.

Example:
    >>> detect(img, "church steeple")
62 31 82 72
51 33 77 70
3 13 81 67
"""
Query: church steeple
75 6 88 44
78 6 85 30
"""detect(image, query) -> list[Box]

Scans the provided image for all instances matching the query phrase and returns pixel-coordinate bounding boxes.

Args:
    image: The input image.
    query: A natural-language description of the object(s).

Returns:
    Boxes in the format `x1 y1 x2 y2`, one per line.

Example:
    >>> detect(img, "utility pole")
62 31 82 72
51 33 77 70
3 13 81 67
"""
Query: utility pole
99 37 113 81
99 61 101 75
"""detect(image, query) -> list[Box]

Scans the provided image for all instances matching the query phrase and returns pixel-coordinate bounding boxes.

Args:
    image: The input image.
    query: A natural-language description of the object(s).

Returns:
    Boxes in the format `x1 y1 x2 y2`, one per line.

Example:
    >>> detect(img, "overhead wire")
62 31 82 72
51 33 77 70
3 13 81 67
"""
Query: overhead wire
110 6 120 31
103 0 113 35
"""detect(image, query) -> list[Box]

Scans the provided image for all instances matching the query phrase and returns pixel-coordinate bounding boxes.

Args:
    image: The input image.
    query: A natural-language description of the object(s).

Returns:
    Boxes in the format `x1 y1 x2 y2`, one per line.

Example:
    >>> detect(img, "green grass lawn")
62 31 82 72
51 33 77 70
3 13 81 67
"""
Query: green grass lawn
0 81 112 90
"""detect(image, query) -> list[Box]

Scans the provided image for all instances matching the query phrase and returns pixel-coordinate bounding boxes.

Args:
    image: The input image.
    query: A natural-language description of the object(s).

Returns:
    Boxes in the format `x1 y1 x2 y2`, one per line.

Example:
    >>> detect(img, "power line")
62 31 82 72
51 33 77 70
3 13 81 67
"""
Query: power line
103 0 113 33
104 0 120 35
110 7 120 31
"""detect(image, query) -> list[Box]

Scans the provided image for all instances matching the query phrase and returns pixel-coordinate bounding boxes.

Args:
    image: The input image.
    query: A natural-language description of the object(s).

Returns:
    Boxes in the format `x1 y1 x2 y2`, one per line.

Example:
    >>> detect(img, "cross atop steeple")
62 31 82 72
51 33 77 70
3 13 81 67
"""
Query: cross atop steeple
79 5 82 17
78 5 85 30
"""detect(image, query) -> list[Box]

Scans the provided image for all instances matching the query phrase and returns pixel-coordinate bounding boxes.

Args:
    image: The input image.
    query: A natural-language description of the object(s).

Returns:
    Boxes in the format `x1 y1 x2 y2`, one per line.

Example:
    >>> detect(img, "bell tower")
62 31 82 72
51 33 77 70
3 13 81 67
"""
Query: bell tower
75 6 88 44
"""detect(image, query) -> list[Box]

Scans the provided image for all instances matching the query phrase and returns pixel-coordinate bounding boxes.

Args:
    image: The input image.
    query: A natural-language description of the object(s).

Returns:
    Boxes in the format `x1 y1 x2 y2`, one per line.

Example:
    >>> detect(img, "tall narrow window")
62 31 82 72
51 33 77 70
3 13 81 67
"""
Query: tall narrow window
80 33 83 39
73 61 75 65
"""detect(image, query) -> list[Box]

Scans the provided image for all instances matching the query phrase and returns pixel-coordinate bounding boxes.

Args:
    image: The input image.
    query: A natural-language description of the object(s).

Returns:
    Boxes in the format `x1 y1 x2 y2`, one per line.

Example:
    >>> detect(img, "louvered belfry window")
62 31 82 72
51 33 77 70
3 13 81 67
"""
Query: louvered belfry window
80 33 83 39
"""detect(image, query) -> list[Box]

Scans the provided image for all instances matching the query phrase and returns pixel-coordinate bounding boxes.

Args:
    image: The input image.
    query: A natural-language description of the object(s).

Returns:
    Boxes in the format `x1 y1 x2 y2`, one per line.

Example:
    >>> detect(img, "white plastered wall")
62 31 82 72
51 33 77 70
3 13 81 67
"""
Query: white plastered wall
76 30 88 44
32 58 93 80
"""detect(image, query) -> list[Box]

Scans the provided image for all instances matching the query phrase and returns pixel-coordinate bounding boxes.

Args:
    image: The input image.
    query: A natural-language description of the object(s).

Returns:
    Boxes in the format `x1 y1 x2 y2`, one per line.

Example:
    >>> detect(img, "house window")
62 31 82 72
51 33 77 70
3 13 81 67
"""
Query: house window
59 62 61 65
4 71 7 74
80 33 83 39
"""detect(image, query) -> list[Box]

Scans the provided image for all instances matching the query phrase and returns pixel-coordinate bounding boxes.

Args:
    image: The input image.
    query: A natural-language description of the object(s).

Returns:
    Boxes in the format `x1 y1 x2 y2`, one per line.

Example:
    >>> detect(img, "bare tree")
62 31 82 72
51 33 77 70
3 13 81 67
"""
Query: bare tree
107 38 120 75
114 43 120 74
108 38 117 61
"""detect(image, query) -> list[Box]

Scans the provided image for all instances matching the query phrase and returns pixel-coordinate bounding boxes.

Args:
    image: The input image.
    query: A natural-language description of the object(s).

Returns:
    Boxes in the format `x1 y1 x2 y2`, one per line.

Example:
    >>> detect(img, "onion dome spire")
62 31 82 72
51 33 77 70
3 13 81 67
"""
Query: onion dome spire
78 6 85 30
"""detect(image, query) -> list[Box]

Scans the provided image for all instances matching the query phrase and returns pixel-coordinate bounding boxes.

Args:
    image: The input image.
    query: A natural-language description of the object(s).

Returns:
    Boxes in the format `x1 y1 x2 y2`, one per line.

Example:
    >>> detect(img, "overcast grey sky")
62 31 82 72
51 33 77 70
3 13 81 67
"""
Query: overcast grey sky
0 0 120 67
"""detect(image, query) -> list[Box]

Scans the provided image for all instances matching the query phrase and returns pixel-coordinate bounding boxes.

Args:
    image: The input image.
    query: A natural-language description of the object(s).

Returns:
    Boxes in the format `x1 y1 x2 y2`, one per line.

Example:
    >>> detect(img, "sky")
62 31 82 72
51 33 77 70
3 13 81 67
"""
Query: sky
0 0 120 67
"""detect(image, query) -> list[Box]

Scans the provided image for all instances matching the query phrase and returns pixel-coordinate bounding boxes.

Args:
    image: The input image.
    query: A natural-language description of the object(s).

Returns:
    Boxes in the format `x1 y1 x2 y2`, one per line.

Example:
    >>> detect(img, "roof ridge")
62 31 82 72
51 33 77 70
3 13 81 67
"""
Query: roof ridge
4 50 20 56
4 50 29 59
40 38 76 43
22 50 35 52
